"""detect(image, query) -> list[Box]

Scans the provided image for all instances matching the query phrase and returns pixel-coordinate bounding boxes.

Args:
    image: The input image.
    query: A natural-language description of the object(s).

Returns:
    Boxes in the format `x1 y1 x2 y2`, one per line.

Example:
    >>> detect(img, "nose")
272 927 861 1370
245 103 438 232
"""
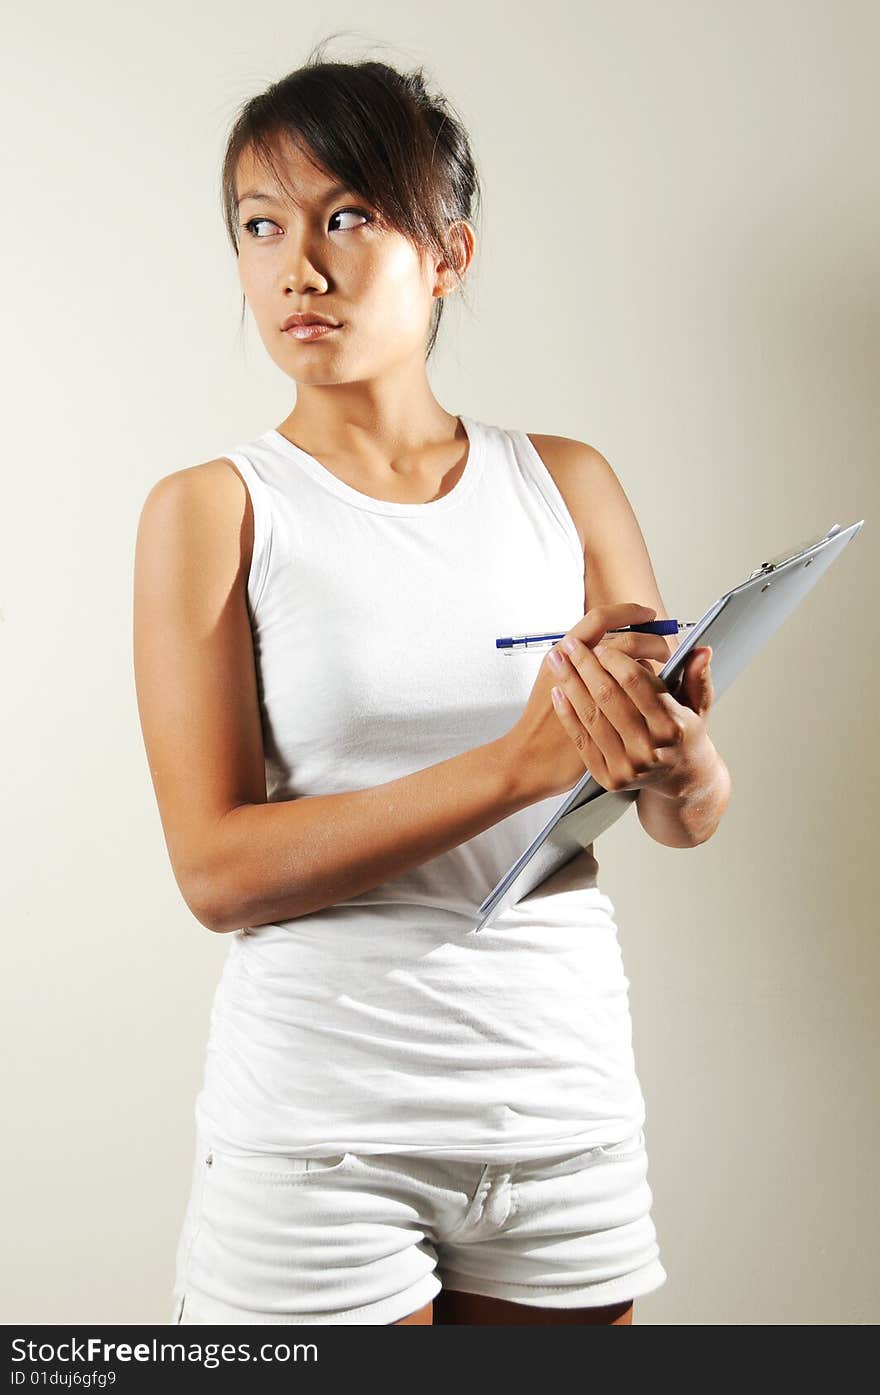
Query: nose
282 226 329 295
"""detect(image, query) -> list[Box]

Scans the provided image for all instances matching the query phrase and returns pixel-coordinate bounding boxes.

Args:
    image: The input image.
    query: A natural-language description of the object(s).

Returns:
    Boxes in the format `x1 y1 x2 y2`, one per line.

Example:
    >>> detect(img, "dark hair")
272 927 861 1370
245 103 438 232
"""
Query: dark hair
220 34 482 360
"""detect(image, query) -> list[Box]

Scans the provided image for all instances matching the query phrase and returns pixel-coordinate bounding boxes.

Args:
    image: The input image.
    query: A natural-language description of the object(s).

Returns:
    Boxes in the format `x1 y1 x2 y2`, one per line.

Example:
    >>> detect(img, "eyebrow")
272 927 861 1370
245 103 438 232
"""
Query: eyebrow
235 182 354 208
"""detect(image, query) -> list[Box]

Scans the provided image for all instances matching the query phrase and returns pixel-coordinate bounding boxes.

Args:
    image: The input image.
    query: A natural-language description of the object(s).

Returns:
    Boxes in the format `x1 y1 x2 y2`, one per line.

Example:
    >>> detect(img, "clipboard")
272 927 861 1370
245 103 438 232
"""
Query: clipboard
476 518 865 931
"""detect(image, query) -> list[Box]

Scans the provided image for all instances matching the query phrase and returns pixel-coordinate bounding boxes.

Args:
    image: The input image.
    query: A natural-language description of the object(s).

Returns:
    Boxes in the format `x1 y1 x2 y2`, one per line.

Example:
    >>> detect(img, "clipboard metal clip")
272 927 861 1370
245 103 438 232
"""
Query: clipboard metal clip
747 523 842 581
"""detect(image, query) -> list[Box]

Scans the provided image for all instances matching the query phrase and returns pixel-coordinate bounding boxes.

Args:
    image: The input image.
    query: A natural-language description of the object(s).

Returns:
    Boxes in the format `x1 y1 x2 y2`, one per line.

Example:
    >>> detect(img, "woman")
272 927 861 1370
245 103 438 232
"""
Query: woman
133 44 731 1327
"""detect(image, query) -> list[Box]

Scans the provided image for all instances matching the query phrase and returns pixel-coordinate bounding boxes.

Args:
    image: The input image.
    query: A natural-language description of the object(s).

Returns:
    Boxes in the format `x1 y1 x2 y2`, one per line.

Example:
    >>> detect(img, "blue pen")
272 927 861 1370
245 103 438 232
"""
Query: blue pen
496 620 697 652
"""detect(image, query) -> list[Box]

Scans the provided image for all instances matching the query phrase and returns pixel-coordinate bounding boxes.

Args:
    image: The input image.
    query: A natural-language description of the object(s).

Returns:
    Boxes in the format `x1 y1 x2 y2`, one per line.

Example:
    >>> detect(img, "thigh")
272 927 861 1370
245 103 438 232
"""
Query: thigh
393 1300 434 1324
433 1290 633 1324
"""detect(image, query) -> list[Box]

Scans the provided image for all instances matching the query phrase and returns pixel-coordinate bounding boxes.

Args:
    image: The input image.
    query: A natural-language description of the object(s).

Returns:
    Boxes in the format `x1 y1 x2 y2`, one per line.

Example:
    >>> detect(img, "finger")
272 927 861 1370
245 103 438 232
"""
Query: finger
700 649 715 713
670 648 714 718
601 638 671 683
554 633 678 774
550 685 614 788
592 643 685 750
569 603 656 648
547 641 629 774
593 632 672 666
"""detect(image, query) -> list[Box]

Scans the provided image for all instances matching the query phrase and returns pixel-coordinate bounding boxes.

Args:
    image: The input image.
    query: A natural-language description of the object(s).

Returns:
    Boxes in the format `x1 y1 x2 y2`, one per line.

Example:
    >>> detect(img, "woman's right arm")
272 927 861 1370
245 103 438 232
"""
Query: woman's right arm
134 464 658 933
133 463 543 934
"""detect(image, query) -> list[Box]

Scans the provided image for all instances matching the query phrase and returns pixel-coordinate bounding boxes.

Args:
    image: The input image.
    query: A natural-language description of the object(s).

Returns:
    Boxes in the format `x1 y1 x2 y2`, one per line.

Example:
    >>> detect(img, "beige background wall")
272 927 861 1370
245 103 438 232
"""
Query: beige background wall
2 0 876 1324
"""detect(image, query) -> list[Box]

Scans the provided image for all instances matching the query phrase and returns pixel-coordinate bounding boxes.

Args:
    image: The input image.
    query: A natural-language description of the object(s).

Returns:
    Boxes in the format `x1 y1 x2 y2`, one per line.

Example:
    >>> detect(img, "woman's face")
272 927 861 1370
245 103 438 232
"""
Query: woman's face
234 140 446 386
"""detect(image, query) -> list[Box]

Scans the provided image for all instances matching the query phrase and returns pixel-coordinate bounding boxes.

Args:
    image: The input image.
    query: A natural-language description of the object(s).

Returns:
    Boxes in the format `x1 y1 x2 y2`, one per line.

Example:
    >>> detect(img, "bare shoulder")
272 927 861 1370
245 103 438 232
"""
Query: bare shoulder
137 455 254 585
142 454 250 516
524 433 608 555
524 431 673 654
144 454 248 494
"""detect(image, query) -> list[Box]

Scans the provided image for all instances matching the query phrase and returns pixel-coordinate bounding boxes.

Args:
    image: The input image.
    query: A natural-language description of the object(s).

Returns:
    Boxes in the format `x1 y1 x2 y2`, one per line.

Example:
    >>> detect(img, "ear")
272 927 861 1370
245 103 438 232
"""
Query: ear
434 220 476 292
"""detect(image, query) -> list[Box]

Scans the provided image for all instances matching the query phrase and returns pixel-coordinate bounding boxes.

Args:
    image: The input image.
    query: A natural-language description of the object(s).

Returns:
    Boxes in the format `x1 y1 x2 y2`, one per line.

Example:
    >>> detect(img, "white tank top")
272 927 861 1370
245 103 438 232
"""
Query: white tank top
194 416 647 1161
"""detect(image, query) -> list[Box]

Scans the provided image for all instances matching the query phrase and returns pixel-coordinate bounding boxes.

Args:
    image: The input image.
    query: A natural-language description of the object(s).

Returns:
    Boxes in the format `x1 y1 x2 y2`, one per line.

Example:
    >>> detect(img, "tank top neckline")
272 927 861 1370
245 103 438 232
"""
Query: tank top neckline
259 414 485 517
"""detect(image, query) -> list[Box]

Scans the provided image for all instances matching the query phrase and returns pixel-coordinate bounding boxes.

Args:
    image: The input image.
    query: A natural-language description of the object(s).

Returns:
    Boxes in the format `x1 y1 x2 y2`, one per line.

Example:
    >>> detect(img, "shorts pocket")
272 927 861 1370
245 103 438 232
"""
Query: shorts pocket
206 1147 358 1182
593 1127 646 1160
519 1128 646 1182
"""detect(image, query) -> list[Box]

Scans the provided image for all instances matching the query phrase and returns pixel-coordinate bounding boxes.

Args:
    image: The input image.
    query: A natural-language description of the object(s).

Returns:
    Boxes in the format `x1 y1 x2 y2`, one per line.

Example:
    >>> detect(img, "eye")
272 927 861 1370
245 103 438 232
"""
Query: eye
243 217 280 238
329 206 372 231
242 207 373 239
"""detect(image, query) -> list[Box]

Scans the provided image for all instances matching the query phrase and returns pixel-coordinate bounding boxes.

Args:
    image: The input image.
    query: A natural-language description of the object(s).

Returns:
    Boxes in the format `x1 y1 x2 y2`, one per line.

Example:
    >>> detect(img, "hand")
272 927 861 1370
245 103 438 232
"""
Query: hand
550 628 717 800
503 603 676 801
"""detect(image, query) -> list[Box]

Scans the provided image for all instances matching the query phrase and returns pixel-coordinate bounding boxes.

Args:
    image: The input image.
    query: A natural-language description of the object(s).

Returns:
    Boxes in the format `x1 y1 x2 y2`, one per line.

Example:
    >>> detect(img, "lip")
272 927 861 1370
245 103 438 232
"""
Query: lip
281 312 342 331
283 323 340 341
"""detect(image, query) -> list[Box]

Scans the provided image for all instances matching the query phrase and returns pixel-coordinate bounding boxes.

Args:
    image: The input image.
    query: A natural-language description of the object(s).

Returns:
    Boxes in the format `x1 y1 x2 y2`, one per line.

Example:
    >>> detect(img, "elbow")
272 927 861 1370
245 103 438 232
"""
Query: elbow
181 863 241 935
183 881 228 934
182 810 254 933
208 898 247 935
197 876 246 935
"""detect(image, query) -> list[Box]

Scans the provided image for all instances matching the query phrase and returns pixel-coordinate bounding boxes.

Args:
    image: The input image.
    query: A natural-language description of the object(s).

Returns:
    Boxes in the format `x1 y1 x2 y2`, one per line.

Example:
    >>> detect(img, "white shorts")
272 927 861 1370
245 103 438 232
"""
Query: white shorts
170 1125 667 1325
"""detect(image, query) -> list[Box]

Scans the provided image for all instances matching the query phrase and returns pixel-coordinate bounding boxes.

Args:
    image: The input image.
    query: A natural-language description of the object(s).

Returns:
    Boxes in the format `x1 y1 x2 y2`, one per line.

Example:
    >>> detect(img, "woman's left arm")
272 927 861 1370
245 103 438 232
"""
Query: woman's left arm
526 433 733 849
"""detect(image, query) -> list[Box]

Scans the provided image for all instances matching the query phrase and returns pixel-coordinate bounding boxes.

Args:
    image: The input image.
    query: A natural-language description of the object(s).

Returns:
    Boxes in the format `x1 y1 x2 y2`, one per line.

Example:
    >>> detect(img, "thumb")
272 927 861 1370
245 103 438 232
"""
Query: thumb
691 646 713 712
677 647 713 714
